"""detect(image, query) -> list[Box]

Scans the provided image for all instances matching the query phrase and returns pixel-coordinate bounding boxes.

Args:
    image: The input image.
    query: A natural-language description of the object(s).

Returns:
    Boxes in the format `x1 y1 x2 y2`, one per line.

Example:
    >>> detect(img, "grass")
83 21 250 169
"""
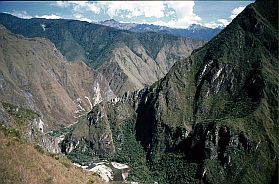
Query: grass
87 173 104 184
0 101 105 184
1 101 39 138
2 101 39 122
54 154 72 168
0 124 105 184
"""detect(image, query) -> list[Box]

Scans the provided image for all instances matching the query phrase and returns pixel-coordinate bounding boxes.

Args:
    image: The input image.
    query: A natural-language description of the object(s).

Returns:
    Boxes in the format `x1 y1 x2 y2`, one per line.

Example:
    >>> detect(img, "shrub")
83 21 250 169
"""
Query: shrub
34 144 45 154
54 155 72 168
87 173 103 184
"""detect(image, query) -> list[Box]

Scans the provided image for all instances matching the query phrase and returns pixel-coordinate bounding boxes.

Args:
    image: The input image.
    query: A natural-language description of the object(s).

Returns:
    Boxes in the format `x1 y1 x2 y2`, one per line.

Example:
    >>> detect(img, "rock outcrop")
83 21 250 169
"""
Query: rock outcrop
0 26 115 130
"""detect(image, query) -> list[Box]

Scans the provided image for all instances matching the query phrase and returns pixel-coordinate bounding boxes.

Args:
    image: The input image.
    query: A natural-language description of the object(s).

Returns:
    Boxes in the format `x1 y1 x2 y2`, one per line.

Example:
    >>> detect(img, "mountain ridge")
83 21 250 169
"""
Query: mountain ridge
0 13 204 95
98 19 223 41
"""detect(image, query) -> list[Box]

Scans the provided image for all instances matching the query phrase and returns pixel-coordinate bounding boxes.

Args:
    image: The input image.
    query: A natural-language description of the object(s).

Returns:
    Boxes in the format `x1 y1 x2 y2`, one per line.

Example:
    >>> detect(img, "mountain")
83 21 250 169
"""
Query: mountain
0 25 115 130
62 0 278 183
99 19 222 41
0 26 114 183
0 14 204 95
100 19 136 30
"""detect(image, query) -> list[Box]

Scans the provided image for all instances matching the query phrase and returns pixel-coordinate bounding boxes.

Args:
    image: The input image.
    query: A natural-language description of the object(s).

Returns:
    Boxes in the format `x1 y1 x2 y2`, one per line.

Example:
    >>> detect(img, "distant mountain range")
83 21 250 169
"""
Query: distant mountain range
99 19 223 41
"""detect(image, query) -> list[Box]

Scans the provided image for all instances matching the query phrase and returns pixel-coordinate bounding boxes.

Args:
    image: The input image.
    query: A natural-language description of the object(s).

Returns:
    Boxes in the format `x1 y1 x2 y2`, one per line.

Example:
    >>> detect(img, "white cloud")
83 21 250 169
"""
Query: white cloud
203 5 246 28
35 14 62 19
98 1 165 18
164 1 201 28
165 1 194 19
7 10 32 19
166 10 175 16
55 1 100 14
72 1 100 14
204 19 229 29
54 1 71 8
230 6 245 19
53 1 200 28
204 22 221 29
217 19 230 26
115 1 201 28
74 14 92 23
6 9 62 20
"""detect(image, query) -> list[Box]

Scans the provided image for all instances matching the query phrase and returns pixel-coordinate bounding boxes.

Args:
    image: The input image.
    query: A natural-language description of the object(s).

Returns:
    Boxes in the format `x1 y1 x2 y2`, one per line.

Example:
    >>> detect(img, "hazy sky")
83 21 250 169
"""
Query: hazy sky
0 1 254 28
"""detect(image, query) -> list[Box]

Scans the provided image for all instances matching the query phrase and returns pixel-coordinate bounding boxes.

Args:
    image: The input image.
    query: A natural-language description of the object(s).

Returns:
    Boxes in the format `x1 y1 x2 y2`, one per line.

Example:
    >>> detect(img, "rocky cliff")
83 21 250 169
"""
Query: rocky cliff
63 0 278 183
98 33 203 95
0 15 204 95
0 26 115 130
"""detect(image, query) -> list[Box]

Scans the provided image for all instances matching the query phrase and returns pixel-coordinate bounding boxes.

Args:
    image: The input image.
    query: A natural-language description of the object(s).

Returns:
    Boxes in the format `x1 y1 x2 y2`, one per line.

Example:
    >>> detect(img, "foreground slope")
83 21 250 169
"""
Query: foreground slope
0 26 115 130
64 0 278 183
0 14 204 95
0 109 104 184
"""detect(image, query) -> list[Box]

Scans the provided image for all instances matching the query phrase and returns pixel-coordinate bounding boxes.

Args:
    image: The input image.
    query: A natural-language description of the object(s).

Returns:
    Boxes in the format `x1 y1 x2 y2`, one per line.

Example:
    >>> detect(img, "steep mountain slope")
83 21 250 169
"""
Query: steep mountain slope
63 0 278 183
0 26 115 130
98 33 202 95
100 19 222 41
0 106 104 184
0 14 204 95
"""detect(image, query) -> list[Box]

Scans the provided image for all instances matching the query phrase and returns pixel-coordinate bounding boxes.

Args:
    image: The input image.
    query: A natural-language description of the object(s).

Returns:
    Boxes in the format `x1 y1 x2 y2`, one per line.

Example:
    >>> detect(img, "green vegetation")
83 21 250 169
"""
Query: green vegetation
0 123 22 142
87 173 103 184
34 144 45 154
150 153 200 184
47 125 74 137
48 1 278 183
108 108 152 182
112 120 145 163
54 154 72 168
107 104 200 183
67 149 96 165
1 101 40 141
2 101 39 123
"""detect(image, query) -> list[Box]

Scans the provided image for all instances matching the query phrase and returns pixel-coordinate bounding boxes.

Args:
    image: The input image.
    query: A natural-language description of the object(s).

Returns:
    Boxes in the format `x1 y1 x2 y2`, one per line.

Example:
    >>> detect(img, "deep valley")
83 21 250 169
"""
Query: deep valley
0 0 278 183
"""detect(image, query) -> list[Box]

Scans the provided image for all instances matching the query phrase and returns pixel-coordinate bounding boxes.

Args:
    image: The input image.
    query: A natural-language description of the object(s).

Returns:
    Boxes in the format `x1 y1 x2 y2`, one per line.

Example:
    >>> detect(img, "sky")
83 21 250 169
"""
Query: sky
0 1 254 29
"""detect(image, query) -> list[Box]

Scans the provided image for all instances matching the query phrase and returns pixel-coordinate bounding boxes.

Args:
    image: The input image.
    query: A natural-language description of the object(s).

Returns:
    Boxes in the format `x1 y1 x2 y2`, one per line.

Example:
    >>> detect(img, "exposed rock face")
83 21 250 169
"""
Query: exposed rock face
29 117 63 153
64 0 278 183
62 103 115 158
0 26 115 130
0 102 10 125
0 15 204 95
0 101 62 153
98 37 203 95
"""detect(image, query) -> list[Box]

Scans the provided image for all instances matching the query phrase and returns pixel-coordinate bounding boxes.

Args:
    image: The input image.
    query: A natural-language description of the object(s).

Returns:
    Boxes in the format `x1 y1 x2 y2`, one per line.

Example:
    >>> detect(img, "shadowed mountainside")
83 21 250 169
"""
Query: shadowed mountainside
63 0 278 183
